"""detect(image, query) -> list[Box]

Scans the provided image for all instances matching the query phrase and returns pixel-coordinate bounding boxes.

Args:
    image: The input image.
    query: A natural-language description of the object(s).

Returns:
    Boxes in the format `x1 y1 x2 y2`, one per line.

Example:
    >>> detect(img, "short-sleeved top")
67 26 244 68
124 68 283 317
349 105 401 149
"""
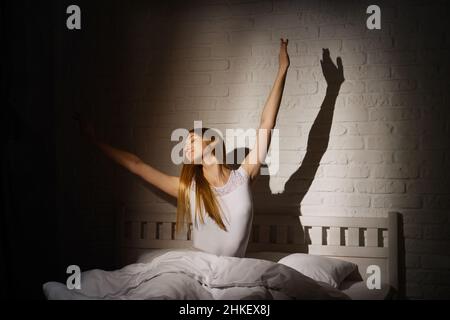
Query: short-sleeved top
189 166 253 258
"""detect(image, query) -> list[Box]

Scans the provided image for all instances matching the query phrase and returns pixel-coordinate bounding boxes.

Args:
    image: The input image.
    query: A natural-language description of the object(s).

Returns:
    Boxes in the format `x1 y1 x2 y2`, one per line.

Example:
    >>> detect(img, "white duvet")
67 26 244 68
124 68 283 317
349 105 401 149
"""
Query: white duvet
43 250 349 300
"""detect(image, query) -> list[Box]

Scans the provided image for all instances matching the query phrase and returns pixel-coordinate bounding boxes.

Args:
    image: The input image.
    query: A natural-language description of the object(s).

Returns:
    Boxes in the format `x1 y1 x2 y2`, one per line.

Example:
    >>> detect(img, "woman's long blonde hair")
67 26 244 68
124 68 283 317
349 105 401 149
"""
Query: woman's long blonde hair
176 127 232 235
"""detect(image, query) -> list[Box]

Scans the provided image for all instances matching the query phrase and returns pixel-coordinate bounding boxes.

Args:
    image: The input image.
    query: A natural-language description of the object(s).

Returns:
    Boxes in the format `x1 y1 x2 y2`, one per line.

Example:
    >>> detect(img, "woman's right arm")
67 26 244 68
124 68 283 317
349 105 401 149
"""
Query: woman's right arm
94 140 179 198
73 113 179 198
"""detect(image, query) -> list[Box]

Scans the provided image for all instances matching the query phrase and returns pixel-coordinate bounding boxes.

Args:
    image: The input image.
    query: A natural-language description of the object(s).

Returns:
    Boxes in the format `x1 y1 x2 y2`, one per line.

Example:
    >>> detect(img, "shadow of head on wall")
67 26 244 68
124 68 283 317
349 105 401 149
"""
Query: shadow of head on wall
231 48 345 247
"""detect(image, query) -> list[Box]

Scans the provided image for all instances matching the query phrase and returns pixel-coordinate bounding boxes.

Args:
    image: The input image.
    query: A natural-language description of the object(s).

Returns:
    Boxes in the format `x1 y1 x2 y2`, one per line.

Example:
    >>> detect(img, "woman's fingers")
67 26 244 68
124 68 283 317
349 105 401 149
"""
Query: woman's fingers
280 38 289 46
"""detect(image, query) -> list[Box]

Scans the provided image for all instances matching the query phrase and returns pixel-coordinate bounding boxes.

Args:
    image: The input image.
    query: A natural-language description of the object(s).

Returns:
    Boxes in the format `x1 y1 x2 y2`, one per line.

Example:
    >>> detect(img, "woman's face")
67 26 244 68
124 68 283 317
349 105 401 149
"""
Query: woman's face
184 132 208 164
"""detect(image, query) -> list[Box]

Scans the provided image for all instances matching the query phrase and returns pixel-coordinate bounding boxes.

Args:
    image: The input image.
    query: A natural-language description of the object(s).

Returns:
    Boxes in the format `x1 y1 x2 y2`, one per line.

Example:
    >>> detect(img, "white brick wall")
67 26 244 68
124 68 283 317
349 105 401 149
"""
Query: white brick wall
76 0 450 298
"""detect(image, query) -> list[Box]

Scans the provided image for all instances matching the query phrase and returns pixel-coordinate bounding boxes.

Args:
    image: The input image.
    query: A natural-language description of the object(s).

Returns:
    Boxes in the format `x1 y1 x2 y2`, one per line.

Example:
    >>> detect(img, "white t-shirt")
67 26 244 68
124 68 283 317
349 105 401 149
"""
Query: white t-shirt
189 165 253 257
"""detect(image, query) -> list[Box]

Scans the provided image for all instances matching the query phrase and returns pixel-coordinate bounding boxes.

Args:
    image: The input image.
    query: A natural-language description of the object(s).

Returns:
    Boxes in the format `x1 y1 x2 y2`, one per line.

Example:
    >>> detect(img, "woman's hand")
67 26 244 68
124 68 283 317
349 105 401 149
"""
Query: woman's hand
73 112 96 143
279 38 290 71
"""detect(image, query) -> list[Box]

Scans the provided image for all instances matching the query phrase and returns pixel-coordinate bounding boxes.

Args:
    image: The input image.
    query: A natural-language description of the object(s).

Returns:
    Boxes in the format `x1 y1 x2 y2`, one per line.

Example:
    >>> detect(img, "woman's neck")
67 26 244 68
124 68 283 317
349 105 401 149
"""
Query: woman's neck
202 163 229 187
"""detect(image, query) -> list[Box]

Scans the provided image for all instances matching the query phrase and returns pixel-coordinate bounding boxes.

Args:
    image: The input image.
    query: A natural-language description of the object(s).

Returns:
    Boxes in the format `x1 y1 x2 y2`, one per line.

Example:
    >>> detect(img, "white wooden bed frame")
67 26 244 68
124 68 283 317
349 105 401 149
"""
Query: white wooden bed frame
115 205 399 295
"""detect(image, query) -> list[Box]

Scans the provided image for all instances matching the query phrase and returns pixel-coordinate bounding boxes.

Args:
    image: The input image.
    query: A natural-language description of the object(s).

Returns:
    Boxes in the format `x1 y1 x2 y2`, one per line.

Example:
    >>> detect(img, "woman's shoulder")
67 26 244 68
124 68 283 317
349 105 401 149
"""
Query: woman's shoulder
235 165 250 180
215 166 249 196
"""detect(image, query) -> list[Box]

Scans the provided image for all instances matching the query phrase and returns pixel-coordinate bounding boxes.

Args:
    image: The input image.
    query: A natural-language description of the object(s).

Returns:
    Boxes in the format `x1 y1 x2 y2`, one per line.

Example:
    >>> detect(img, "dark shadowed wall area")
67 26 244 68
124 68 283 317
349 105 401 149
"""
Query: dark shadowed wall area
2 0 450 299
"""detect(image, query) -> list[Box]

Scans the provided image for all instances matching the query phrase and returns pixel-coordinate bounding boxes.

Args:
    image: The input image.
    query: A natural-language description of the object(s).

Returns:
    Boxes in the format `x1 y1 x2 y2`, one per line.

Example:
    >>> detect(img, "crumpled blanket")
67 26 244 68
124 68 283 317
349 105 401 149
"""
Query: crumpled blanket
43 250 349 300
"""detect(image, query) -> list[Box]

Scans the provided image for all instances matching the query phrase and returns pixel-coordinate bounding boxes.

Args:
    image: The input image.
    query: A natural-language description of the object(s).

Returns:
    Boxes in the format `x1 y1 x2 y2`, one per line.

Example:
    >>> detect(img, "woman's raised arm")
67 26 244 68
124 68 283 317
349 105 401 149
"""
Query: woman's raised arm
241 38 290 181
73 113 179 198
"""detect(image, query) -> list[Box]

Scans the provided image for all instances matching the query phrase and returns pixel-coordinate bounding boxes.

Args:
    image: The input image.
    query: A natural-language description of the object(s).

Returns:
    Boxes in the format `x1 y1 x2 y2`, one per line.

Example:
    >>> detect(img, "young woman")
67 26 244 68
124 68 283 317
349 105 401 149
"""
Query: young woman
74 38 290 258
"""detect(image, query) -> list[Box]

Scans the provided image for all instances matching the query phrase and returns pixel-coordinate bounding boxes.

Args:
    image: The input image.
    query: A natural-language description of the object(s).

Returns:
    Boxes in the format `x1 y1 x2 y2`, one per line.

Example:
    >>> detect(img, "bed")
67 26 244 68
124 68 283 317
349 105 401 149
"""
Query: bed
43 206 400 300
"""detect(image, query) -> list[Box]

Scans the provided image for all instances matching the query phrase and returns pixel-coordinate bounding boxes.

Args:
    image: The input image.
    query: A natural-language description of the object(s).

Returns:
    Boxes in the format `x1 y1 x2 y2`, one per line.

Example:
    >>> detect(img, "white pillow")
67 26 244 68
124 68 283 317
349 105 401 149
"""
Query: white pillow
277 253 357 288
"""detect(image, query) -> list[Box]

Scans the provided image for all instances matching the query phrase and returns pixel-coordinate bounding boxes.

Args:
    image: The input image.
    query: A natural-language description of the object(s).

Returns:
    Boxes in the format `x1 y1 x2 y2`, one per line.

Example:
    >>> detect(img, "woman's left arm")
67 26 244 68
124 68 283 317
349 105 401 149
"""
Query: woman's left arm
241 38 290 181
